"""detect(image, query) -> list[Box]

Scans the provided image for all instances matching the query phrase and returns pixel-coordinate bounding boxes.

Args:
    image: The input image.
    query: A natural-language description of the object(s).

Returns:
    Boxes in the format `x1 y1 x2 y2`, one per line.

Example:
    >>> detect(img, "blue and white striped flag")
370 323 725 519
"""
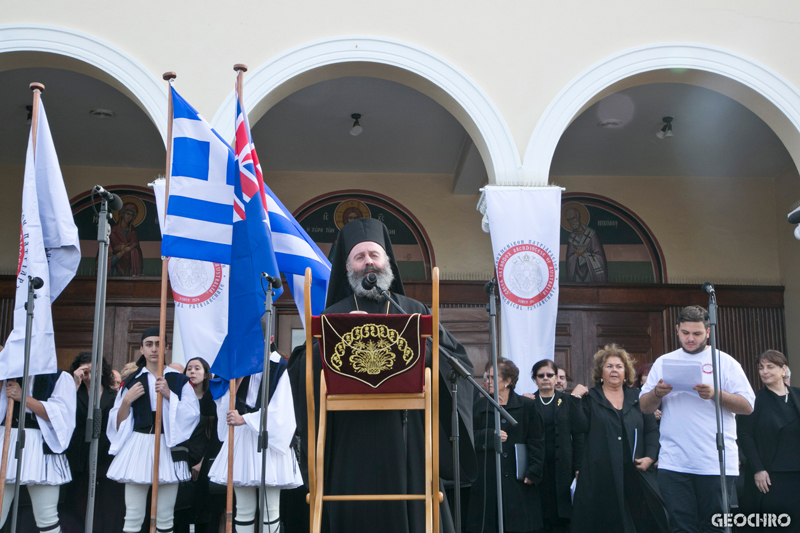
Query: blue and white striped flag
162 87 235 265
161 86 331 325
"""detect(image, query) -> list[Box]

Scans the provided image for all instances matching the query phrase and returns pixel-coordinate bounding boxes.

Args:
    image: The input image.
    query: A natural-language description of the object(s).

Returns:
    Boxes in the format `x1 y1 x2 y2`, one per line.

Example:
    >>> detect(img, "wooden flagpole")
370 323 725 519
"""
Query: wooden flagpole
150 71 177 533
225 62 248 533
0 82 45 508
1 82 44 507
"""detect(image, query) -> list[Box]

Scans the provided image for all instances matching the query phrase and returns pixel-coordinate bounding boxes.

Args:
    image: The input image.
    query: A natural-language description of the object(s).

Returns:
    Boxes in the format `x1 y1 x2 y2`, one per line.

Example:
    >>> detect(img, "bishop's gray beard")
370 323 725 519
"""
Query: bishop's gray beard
348 263 395 301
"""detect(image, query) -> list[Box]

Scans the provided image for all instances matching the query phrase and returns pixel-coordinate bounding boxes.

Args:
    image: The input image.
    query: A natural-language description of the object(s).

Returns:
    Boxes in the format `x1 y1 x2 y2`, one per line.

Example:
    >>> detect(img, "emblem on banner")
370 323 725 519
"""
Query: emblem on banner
17 221 25 280
170 258 224 306
497 243 557 307
702 364 713 374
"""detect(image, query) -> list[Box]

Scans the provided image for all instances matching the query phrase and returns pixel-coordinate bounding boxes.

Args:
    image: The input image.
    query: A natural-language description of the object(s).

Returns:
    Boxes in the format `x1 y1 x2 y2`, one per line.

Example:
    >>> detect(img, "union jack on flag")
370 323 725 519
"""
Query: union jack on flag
210 86 282 381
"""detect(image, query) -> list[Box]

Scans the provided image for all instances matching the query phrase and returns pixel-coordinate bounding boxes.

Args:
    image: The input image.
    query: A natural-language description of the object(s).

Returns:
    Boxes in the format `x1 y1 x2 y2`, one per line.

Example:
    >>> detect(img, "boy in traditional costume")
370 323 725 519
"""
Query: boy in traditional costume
107 327 200 533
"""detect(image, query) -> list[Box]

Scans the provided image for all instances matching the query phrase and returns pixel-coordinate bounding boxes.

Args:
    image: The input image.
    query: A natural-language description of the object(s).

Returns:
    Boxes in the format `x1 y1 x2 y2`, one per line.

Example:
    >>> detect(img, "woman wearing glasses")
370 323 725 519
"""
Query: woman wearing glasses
466 358 545 533
528 360 588 533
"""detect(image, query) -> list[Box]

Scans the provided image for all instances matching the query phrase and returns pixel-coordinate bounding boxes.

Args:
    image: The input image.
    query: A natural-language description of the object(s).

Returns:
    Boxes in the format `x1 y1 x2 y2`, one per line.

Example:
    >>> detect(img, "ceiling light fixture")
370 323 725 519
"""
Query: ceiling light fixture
656 116 674 139
90 109 116 119
350 113 363 136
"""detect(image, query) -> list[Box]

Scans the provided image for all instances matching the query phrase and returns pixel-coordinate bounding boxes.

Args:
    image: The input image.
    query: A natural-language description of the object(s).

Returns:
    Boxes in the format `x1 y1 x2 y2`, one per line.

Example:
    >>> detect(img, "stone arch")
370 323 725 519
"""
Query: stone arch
524 42 800 182
0 23 168 143
209 35 521 184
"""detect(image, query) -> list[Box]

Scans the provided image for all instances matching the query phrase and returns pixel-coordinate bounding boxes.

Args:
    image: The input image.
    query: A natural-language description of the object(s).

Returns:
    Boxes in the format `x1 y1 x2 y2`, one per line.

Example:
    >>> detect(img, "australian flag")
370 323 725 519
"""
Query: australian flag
210 87 282 382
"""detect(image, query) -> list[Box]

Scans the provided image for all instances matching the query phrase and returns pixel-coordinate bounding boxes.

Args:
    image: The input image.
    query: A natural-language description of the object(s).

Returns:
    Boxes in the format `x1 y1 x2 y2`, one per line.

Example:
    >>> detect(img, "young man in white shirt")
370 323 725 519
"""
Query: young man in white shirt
640 305 755 533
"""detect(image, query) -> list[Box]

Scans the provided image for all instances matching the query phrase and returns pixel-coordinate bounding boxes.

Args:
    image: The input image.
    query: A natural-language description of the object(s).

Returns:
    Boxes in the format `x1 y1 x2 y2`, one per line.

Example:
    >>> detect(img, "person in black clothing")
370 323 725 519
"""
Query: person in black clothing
528 360 587 533
287 218 476 533
466 358 544 533
738 350 800 532
570 345 667 533
174 357 222 533
61 352 124 532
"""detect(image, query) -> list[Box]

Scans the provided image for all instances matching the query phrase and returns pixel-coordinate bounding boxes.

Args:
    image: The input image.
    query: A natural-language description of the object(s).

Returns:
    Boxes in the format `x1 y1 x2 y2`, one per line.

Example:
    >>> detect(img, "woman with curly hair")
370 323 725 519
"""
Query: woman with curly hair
570 345 668 533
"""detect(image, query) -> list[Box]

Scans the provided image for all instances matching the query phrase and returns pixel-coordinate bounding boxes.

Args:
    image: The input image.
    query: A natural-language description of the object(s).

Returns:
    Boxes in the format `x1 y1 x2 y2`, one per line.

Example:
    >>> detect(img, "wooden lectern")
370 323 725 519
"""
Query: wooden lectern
303 267 442 533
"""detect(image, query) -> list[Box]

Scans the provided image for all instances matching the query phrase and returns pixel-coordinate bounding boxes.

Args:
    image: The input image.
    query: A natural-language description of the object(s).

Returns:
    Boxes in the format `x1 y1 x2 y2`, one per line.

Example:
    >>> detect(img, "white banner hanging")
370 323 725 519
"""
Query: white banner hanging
483 186 562 393
152 179 228 368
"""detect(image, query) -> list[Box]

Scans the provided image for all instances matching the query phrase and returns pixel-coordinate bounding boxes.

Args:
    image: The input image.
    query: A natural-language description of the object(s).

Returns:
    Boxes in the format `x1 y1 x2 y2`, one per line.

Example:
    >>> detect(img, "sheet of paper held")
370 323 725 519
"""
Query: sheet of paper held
661 360 703 395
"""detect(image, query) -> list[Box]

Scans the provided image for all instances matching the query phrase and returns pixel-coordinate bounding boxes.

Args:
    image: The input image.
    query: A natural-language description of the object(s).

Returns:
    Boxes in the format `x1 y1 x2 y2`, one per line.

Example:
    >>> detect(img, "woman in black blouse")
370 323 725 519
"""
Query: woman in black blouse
528 360 587 533
466 358 545 533
174 357 222 533
738 350 800 532
570 345 667 533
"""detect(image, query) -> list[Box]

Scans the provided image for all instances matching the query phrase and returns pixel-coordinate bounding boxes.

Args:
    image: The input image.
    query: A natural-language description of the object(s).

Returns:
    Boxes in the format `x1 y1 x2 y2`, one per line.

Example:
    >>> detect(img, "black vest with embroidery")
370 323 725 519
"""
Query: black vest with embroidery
2 371 63 455
122 371 189 434
234 358 287 416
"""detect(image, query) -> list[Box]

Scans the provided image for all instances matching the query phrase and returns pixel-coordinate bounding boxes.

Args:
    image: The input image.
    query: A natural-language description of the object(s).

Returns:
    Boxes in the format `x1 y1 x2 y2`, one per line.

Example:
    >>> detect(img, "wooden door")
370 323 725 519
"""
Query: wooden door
554 309 664 389
108 306 173 371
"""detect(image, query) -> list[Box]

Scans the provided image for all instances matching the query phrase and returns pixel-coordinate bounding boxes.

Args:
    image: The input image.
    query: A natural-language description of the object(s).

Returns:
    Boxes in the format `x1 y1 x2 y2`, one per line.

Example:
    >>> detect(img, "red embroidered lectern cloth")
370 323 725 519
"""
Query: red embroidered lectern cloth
318 313 429 394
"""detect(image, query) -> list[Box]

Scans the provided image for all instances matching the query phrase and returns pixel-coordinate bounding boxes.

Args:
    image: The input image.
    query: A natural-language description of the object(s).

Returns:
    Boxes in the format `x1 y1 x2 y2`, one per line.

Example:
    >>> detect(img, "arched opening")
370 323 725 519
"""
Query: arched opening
227 39 509 368
525 43 800 386
0 28 168 369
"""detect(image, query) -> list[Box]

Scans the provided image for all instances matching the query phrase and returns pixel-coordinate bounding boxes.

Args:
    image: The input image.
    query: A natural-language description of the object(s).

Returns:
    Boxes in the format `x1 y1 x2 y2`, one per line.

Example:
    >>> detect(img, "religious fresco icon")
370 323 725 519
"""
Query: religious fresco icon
70 186 163 277
559 193 666 284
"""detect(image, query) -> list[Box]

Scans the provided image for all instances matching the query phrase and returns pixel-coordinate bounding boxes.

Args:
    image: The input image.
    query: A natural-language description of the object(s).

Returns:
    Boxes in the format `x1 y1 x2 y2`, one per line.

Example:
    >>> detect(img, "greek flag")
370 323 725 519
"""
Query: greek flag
161 86 331 325
161 86 235 265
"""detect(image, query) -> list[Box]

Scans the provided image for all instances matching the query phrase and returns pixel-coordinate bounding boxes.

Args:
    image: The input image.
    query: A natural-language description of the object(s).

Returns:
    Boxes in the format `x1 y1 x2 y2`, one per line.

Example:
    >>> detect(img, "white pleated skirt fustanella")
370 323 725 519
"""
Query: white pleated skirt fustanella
209 425 302 488
107 432 190 484
0 427 71 485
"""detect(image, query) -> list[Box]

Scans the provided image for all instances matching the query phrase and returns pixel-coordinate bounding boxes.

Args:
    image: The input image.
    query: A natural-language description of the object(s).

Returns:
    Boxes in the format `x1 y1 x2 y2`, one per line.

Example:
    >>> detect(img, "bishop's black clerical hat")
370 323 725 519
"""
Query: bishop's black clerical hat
325 218 405 308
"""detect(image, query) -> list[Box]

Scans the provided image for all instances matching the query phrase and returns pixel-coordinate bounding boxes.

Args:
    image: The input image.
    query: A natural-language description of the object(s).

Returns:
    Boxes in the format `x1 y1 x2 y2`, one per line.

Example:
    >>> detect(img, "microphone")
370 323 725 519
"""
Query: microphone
93 185 123 211
360 272 407 313
484 278 496 294
361 272 378 292
701 282 715 295
30 277 44 290
261 273 282 289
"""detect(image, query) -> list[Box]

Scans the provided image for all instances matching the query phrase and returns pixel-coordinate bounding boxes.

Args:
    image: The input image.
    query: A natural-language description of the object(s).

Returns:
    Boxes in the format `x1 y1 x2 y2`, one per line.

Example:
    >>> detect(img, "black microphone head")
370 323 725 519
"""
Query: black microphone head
484 278 496 294
701 282 715 294
271 276 282 290
109 193 123 212
361 272 378 291
30 277 44 290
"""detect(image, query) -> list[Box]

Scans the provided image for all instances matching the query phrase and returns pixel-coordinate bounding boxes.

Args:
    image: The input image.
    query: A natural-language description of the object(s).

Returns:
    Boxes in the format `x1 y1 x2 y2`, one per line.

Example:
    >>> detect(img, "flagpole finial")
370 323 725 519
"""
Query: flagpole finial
29 82 45 93
233 64 248 73
162 72 177 82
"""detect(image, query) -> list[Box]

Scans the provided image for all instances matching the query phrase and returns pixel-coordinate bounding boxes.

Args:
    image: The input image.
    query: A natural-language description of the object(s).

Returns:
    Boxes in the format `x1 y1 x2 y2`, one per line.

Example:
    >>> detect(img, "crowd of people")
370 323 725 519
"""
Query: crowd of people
0 216 797 533
0 326 298 533
466 305 799 533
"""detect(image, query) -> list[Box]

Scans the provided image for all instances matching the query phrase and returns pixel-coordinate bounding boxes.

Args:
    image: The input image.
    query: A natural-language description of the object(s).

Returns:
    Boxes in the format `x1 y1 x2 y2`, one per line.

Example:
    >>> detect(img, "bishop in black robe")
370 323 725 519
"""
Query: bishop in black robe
287 218 477 533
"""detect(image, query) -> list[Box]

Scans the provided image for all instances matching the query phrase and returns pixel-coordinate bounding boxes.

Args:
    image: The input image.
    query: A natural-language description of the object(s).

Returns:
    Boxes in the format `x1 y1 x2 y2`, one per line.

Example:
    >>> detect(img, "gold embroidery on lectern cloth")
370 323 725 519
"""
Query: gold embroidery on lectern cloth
327 321 415 373
320 314 422 389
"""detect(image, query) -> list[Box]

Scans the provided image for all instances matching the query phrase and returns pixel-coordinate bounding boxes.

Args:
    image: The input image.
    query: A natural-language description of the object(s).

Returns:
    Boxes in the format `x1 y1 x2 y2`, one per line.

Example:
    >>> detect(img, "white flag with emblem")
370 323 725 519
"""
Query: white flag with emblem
0 99 80 380
152 178 228 368
483 186 561 393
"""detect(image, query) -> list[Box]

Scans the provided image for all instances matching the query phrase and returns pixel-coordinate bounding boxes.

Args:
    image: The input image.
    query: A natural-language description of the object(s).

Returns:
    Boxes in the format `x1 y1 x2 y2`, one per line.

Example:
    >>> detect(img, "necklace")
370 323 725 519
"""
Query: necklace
353 294 391 314
539 394 555 406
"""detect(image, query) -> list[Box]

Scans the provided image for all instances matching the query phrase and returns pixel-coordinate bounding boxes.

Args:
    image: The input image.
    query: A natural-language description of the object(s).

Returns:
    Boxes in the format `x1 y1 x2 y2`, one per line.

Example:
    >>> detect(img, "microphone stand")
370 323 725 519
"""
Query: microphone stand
486 278 505 533
257 274 280 533
85 189 114 533
10 276 42 533
706 286 730 533
374 284 517 533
